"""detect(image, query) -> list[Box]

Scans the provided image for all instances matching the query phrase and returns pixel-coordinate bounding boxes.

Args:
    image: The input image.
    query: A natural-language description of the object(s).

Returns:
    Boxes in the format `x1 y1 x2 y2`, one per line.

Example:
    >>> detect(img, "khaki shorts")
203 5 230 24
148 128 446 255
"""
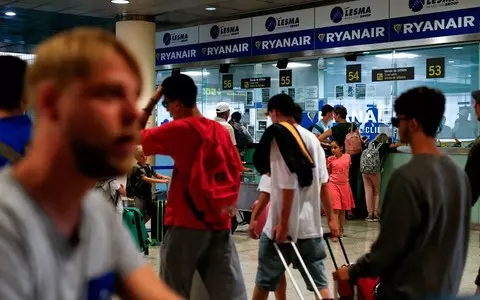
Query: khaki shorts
160 227 247 300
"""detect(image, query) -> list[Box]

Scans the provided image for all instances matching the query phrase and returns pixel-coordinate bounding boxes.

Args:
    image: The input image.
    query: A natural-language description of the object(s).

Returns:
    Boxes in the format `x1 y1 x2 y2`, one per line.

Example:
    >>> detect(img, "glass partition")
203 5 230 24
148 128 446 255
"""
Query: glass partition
155 43 480 145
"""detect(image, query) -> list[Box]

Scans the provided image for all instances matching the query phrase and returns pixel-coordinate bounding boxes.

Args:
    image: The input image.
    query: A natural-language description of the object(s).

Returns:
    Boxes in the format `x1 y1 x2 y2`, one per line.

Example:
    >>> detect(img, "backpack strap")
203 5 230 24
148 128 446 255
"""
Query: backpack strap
0 141 22 164
279 122 313 164
376 142 383 150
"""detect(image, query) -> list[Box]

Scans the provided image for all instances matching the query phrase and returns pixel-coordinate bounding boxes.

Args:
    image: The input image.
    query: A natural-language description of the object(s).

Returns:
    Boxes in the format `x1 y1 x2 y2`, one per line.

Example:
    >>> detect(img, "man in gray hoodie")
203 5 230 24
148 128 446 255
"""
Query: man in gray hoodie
335 87 472 300
466 90 480 294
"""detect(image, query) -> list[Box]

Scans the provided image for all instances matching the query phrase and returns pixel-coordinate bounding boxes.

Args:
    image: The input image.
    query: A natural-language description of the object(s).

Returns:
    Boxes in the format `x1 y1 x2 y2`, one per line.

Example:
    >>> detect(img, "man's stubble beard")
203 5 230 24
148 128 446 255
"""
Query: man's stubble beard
71 138 126 178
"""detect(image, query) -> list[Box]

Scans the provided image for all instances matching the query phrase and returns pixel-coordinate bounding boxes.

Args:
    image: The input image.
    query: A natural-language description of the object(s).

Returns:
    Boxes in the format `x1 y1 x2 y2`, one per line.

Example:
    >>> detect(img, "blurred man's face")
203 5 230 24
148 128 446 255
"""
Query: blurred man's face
164 95 182 120
396 115 412 144
52 49 141 178
473 99 480 121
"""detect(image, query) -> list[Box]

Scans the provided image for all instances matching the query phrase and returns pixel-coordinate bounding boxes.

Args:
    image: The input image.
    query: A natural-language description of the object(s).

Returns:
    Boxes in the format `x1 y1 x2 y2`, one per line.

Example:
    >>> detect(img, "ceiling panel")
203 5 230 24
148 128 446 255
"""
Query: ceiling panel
0 0 337 28
215 0 273 12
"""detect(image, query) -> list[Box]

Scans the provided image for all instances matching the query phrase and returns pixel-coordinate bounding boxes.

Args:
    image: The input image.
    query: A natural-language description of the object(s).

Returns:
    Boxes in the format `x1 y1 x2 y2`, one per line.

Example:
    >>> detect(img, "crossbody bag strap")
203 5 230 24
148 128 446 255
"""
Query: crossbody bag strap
279 122 314 164
0 141 22 163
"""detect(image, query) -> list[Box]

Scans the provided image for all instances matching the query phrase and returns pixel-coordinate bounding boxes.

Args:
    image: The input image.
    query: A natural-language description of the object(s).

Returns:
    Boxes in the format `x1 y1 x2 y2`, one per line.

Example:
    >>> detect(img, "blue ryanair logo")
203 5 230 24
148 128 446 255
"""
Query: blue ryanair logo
265 17 277 32
210 25 220 39
409 0 424 12
163 33 172 46
330 7 344 23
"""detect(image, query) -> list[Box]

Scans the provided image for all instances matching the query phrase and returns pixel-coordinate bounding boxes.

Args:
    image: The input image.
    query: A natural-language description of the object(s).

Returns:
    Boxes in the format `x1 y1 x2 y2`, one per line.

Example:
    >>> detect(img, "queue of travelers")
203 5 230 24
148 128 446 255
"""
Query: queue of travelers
0 26 478 300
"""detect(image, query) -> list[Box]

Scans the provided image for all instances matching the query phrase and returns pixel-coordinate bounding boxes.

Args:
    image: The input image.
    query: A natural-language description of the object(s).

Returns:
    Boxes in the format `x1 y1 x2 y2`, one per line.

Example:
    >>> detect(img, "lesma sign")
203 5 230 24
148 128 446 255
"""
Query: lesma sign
252 9 315 55
315 0 390 49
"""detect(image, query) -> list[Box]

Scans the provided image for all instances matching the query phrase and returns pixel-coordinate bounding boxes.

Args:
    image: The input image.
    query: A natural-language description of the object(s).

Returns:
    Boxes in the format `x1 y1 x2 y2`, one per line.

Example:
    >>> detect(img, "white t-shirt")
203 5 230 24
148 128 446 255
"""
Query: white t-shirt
258 174 271 194
214 117 237 145
263 125 329 242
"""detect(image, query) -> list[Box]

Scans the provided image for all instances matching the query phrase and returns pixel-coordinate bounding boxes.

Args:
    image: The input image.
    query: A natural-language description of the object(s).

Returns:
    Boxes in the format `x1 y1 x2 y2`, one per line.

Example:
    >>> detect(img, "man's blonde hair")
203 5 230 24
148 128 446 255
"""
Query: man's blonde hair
27 27 142 104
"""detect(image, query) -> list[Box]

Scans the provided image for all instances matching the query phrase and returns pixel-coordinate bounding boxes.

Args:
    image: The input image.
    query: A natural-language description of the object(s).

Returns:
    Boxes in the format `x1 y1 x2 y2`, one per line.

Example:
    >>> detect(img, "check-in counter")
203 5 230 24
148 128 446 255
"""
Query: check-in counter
237 172 260 212
380 146 479 226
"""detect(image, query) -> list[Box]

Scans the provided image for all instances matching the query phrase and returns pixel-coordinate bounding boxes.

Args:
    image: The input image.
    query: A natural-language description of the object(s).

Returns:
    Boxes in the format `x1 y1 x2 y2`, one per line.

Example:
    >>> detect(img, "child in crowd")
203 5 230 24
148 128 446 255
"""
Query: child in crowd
327 140 355 240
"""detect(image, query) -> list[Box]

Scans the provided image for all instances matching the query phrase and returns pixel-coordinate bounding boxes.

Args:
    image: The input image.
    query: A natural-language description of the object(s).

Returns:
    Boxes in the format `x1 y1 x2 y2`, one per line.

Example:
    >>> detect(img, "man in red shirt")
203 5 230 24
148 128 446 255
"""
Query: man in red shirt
139 74 247 300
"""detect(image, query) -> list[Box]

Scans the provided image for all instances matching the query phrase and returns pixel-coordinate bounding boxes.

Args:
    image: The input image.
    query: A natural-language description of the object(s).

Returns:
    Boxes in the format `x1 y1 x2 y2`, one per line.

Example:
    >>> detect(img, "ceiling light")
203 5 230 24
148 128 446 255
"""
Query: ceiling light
111 0 129 4
376 53 419 59
362 51 370 54
468 74 472 77
448 60 455 63
182 71 210 76
205 6 216 11
327 62 335 65
271 62 312 68
452 46 464 50
5 11 15 16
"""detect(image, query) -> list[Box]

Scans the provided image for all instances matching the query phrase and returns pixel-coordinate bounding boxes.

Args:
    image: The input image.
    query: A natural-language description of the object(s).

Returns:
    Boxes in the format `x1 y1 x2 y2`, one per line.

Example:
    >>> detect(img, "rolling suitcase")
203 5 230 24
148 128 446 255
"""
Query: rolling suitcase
123 207 149 255
323 233 379 300
274 240 323 300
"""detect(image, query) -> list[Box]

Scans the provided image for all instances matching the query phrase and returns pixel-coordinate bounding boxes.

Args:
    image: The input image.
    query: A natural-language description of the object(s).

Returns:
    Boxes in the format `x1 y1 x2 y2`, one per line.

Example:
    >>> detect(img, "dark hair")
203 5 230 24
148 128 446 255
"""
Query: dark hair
394 86 445 138
0 56 27 111
293 104 303 124
334 105 348 119
231 111 242 122
267 93 295 117
161 74 197 108
321 104 334 117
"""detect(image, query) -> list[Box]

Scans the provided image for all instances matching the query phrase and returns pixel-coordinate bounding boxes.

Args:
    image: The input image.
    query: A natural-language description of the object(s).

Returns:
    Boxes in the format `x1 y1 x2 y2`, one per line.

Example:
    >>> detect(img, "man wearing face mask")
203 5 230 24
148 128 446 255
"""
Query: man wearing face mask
466 90 480 294
334 87 471 300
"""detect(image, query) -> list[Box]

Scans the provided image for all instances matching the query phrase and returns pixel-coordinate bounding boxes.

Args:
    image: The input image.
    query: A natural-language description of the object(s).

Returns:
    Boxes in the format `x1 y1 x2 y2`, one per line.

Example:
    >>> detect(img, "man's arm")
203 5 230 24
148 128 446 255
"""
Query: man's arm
141 176 169 184
139 86 163 129
465 143 480 206
141 121 189 157
348 172 421 281
318 128 333 144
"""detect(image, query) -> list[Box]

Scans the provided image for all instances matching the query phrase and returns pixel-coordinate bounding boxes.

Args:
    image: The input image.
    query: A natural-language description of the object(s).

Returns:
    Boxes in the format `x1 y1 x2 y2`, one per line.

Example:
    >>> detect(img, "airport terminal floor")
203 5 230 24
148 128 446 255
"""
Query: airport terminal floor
144 220 480 299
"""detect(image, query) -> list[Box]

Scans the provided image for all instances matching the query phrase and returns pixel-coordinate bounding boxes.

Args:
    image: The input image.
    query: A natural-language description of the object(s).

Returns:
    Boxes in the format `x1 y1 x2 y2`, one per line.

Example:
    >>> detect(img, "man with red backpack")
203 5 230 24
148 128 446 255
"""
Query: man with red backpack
138 74 247 300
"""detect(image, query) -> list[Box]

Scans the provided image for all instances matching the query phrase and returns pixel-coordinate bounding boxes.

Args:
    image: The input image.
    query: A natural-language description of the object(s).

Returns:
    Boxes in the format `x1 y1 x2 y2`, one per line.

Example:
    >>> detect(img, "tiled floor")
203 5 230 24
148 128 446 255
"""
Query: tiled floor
146 220 480 299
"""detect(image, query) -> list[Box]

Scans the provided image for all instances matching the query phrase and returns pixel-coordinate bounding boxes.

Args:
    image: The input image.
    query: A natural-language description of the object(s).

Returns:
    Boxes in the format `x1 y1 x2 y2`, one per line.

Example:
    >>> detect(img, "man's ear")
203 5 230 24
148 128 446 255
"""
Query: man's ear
35 81 61 122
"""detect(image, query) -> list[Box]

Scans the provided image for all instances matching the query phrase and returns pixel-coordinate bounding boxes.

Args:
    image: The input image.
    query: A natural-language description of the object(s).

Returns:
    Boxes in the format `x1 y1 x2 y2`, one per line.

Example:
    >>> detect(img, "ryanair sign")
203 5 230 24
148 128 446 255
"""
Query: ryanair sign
252 30 315 55
200 38 252 59
390 8 480 41
155 47 199 65
316 21 389 49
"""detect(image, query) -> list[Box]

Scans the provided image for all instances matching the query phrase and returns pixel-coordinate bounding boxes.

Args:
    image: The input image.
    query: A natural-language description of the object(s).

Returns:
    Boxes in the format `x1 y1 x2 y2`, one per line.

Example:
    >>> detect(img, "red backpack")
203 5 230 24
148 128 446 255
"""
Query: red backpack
345 123 362 155
184 120 242 227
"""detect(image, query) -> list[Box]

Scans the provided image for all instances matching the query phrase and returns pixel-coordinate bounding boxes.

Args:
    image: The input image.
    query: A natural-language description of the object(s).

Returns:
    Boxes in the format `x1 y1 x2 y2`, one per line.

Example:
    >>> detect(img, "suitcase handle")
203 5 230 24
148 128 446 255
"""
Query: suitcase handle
323 233 350 270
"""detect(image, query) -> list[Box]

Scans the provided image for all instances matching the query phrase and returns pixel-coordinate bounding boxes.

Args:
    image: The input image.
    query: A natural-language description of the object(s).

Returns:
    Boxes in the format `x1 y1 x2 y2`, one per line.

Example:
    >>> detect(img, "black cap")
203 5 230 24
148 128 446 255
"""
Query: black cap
472 90 480 103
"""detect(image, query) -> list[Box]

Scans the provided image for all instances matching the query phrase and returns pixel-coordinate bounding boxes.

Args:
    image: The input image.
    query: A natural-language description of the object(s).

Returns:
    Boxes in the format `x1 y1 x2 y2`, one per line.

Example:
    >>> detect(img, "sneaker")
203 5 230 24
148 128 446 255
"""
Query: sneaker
373 215 380 222
365 215 374 222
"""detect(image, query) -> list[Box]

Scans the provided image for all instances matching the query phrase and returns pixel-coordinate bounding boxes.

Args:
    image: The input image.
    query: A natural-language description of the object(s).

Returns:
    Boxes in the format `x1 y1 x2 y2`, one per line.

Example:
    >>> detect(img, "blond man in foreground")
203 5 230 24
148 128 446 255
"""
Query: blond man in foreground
0 28 182 299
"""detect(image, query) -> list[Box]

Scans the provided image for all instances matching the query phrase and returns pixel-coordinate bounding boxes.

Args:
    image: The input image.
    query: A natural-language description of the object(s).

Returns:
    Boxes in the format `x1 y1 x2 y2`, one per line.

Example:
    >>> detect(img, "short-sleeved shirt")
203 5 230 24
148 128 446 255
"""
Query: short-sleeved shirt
0 115 32 168
331 122 358 147
131 163 157 201
258 175 271 194
0 168 144 299
263 125 329 242
214 117 237 145
312 119 330 136
141 117 243 230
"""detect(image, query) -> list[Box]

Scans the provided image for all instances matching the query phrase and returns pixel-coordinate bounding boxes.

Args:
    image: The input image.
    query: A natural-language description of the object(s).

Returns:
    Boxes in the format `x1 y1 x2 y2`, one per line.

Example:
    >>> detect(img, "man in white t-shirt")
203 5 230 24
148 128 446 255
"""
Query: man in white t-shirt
251 94 338 300
214 102 237 145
